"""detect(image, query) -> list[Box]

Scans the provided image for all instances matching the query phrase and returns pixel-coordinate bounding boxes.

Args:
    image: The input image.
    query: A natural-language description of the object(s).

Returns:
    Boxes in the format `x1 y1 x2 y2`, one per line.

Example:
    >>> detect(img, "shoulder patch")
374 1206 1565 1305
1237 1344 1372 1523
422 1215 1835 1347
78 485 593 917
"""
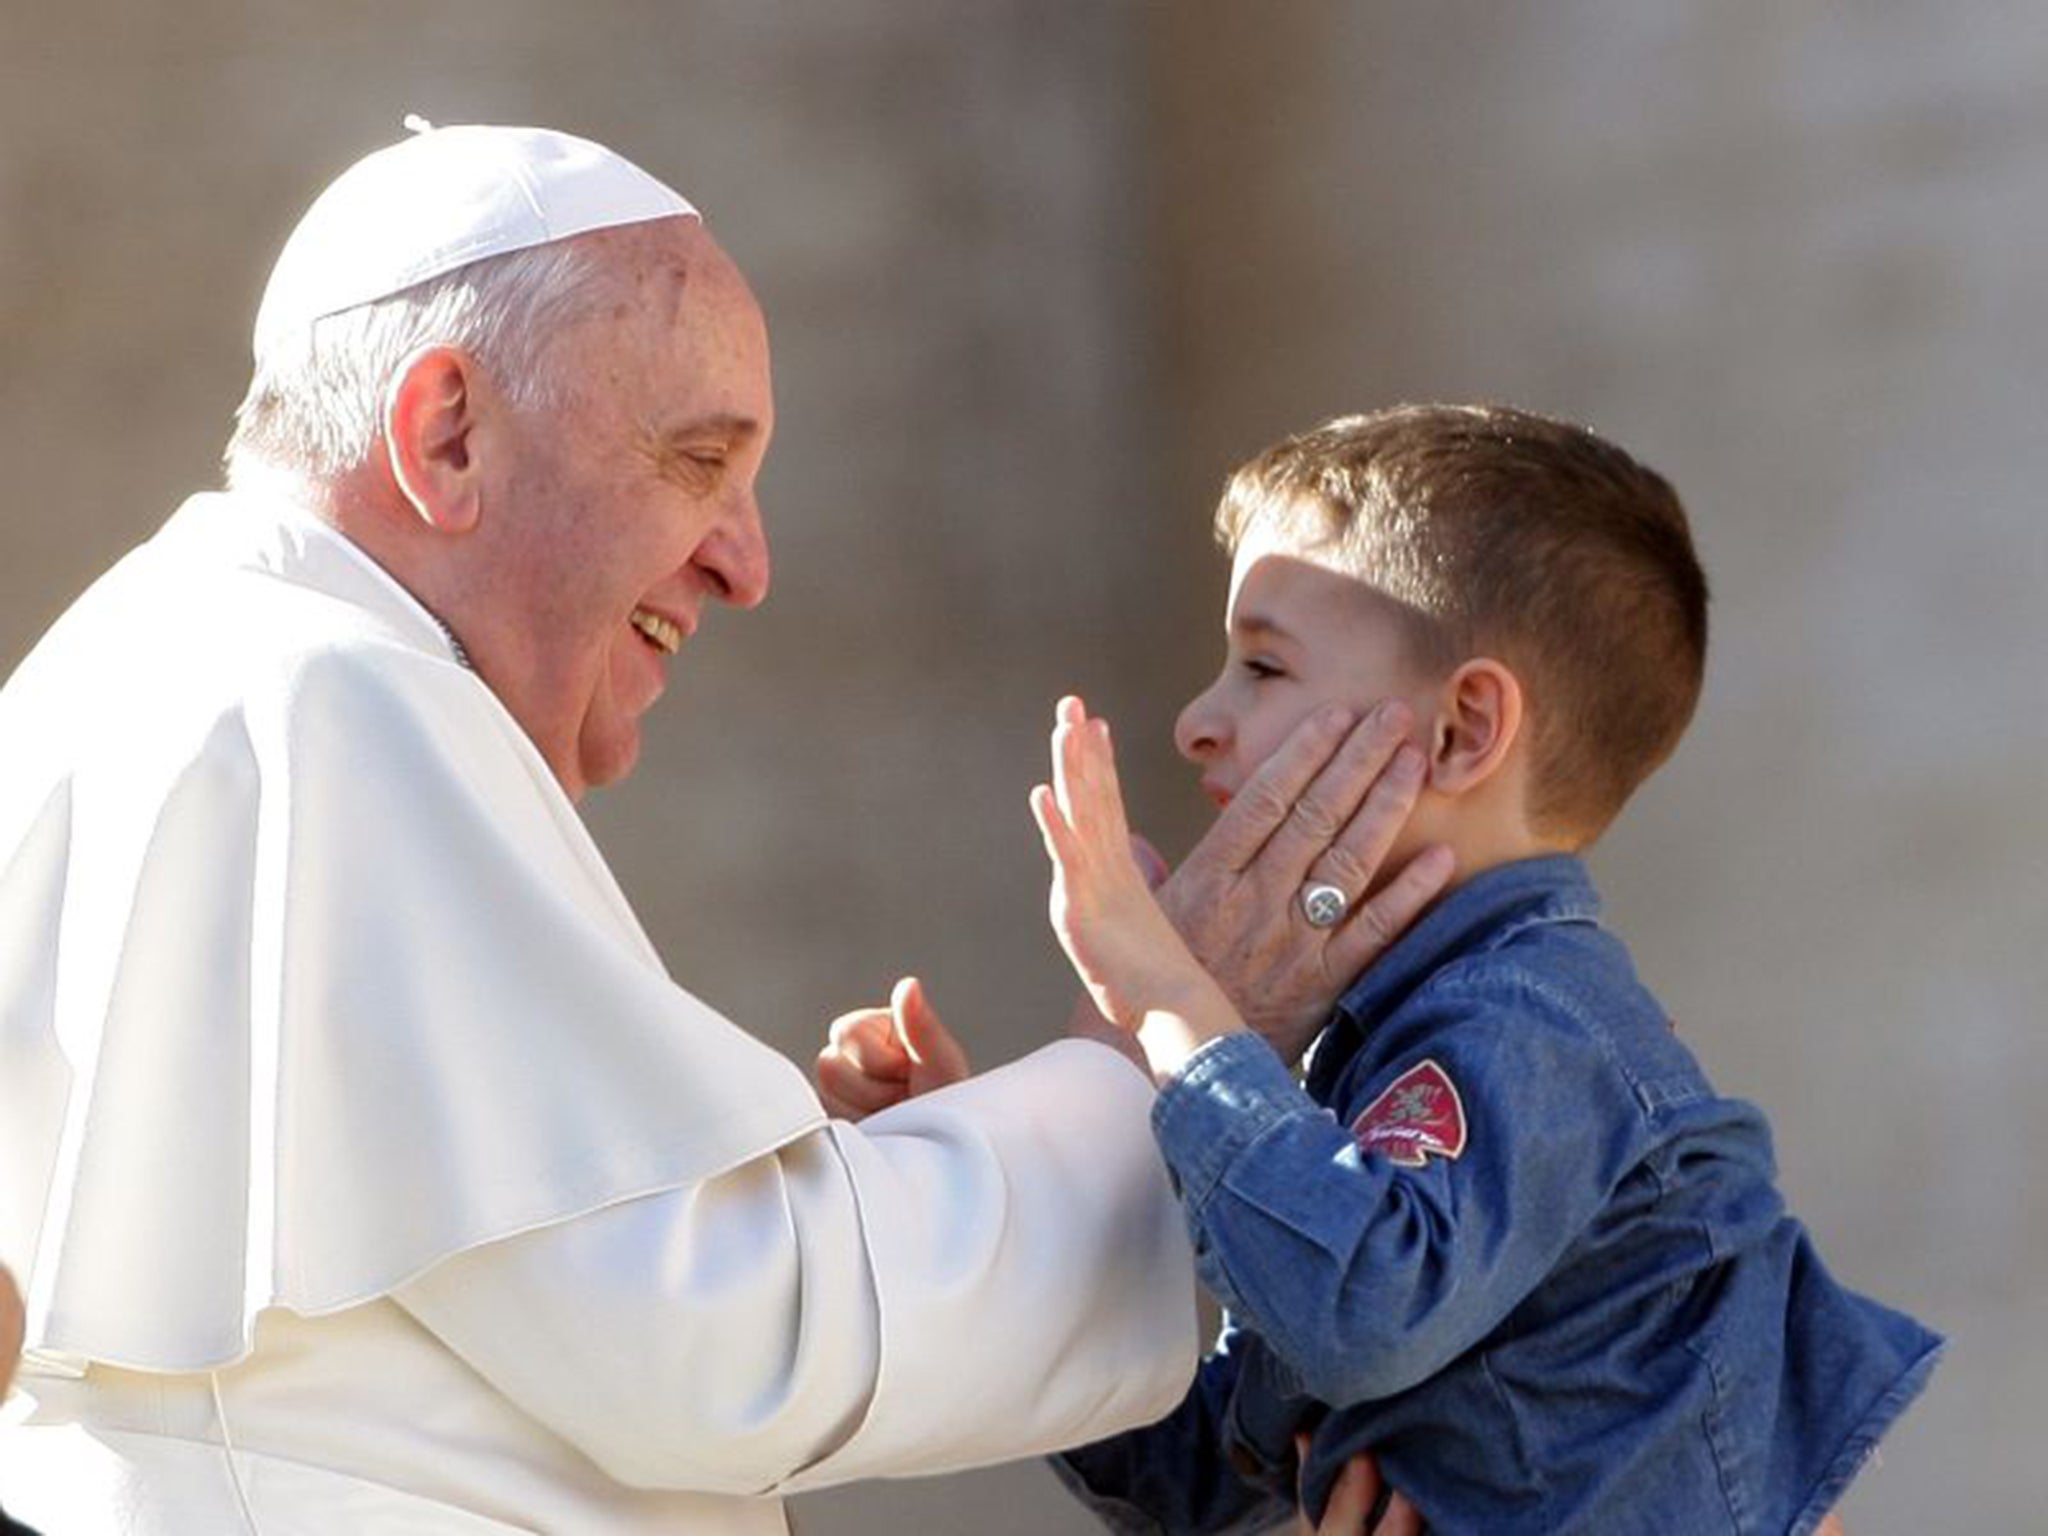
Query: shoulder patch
1351 1058 1467 1168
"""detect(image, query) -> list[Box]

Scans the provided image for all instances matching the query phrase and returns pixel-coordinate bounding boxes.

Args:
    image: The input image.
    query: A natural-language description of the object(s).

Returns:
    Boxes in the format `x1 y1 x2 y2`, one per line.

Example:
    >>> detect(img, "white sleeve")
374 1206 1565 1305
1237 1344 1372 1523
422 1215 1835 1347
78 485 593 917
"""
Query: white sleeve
394 1039 1198 1496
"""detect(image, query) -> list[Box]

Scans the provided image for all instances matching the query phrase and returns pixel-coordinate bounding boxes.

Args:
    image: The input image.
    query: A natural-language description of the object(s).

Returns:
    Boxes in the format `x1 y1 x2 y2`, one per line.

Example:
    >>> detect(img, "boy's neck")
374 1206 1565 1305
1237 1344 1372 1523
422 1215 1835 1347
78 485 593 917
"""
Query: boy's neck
1426 825 1576 896
1393 770 1576 897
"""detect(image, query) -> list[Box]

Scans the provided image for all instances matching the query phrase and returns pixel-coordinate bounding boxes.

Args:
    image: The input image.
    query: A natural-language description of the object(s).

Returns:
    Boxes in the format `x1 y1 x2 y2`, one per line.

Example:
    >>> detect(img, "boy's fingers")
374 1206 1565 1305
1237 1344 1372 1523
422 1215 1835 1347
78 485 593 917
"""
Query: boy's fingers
826 1007 913 1078
1030 782 1074 871
1185 704 1358 876
1086 717 1133 845
1052 721 1081 823
892 976 970 1086
815 1049 910 1120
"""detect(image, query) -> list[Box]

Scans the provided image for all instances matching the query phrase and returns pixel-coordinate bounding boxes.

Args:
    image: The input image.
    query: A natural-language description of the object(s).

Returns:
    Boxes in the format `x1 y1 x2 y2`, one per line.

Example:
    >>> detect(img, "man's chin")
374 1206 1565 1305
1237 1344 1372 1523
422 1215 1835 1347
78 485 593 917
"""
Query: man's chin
577 730 642 798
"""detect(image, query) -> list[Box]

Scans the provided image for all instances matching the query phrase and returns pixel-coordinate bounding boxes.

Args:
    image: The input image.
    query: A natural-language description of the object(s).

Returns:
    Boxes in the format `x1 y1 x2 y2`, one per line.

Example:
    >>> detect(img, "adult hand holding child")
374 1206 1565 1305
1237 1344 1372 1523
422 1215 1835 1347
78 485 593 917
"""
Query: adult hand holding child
1031 695 1451 1085
817 701 1451 1110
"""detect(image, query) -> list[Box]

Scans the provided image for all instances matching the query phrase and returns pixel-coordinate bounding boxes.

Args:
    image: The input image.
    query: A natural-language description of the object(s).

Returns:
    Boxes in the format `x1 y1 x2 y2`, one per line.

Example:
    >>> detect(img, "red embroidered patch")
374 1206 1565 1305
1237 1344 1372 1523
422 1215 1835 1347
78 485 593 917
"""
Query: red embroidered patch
1351 1059 1467 1168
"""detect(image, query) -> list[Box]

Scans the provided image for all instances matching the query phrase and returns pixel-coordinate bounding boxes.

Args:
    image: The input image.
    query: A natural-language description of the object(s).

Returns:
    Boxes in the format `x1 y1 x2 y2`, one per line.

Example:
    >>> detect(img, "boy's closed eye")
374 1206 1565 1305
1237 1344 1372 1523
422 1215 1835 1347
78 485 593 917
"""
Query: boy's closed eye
1242 657 1288 681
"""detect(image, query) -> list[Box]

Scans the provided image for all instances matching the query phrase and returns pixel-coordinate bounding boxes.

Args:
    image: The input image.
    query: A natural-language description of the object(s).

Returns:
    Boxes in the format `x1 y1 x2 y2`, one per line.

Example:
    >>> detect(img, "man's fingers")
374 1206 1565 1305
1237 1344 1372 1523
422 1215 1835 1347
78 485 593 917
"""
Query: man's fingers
1303 741 1427 899
1128 832 1170 890
1254 701 1413 889
1188 704 1358 875
1374 1491 1427 1536
1328 843 1456 977
1300 1448 1384 1535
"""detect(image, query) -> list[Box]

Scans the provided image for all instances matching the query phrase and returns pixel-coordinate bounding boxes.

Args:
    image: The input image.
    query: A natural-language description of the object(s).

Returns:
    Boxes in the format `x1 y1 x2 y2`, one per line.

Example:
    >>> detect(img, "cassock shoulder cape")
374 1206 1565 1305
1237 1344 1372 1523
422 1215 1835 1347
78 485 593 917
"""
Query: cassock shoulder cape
0 493 828 1372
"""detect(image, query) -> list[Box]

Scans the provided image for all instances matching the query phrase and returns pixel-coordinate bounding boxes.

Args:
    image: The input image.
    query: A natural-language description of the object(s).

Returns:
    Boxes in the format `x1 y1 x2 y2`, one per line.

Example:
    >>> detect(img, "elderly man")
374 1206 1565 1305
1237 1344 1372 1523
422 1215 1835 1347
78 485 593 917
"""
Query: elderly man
0 125 1437 1532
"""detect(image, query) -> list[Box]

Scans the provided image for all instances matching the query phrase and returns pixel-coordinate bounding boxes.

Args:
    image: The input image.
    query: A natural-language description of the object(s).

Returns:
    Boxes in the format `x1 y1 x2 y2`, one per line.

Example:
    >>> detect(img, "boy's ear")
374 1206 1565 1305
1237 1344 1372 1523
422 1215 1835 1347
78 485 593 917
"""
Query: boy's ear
384 345 483 536
1425 657 1524 798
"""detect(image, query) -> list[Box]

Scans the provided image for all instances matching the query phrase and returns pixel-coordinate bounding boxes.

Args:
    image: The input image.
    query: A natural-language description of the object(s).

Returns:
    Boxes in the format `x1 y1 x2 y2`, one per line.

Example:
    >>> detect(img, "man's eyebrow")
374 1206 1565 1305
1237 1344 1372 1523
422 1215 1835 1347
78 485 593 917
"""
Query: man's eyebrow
659 413 761 444
637 414 762 472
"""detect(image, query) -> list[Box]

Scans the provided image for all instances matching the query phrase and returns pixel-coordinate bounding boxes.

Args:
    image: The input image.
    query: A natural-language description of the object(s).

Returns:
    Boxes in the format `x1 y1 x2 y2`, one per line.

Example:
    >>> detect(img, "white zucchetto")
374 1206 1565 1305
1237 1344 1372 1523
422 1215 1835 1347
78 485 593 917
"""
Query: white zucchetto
251 120 699 359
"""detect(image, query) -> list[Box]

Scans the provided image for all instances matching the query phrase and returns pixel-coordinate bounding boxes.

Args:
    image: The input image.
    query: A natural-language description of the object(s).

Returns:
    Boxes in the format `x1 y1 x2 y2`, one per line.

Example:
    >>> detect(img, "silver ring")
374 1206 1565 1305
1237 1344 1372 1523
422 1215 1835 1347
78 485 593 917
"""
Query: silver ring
1299 881 1348 929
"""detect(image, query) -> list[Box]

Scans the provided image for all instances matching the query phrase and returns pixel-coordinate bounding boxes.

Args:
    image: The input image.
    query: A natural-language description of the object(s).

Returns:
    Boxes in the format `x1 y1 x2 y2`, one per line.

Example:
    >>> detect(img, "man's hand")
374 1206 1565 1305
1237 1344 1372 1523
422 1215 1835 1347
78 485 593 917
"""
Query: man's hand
1298 1440 1424 1535
1160 699 1453 1068
815 976 971 1120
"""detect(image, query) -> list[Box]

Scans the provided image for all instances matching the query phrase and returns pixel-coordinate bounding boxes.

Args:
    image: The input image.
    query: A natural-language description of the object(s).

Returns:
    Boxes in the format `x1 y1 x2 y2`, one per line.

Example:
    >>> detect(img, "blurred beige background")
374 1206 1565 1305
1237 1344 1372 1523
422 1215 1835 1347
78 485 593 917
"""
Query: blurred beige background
3 3 2041 1531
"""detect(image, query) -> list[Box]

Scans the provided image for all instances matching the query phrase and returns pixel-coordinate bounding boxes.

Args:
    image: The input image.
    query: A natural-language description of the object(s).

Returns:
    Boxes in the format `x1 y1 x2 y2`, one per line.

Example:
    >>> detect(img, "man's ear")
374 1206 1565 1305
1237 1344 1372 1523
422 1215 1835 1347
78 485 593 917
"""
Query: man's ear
384 346 483 535
1425 658 1524 798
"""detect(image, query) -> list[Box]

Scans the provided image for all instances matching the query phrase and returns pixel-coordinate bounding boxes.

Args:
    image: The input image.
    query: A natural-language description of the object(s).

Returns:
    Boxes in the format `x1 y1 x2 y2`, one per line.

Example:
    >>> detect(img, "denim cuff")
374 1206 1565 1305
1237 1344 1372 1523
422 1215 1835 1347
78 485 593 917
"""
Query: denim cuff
1151 1031 1306 1218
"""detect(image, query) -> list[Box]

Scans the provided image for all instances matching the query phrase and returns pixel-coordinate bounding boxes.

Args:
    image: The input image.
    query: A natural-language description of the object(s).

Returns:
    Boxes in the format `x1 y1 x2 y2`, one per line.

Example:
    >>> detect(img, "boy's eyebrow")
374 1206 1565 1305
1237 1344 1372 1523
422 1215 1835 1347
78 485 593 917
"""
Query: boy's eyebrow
1231 610 1298 645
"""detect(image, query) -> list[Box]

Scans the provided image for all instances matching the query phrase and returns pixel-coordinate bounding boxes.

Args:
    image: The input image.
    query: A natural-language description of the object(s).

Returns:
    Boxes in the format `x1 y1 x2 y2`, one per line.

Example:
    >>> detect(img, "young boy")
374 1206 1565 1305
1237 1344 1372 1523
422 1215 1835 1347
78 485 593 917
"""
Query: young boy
1027 405 1942 1534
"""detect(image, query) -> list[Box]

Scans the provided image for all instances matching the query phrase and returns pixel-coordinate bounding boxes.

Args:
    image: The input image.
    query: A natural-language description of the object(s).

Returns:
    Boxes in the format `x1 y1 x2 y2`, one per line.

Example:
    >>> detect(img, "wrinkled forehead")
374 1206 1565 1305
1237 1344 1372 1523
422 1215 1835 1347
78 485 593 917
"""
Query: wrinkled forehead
567 220 771 398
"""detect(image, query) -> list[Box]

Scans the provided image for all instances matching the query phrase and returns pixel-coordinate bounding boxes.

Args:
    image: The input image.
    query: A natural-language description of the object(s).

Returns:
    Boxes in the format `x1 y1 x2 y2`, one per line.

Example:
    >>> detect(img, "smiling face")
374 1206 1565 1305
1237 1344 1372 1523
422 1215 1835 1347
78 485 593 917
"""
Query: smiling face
466 220 775 798
1175 518 1446 826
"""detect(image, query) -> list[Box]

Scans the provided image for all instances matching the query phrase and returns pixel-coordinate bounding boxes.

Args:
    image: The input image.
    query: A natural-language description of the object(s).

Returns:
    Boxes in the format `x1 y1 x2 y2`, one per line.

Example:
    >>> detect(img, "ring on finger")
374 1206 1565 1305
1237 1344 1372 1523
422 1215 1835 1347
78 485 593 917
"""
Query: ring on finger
1299 881 1349 929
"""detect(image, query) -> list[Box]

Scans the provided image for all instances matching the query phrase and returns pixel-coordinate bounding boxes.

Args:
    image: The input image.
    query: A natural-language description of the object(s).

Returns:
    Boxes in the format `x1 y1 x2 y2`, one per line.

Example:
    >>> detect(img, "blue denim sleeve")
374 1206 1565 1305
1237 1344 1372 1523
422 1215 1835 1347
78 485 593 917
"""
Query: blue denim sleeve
1152 993 1643 1406
1050 1325 1292 1536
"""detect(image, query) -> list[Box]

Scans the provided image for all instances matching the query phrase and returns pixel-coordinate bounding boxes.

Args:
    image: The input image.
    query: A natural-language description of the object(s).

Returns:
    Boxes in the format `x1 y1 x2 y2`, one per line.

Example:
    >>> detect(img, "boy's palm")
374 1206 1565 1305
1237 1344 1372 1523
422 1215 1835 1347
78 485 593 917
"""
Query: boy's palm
1032 699 1212 1033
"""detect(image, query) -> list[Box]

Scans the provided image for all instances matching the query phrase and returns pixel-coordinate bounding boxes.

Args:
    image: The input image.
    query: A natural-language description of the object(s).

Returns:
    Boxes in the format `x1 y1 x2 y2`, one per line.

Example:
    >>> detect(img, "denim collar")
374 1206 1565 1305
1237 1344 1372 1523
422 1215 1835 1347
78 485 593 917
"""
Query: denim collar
1327 853 1602 1040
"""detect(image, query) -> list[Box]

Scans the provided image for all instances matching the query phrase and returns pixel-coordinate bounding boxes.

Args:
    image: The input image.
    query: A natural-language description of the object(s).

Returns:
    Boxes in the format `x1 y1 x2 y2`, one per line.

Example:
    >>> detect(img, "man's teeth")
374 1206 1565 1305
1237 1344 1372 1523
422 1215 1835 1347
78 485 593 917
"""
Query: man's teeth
630 609 683 655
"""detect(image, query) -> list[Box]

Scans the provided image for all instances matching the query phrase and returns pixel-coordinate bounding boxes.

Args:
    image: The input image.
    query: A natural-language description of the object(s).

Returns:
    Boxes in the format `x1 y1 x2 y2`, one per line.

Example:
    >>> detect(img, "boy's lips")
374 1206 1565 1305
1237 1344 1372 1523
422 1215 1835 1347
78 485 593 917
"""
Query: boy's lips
1202 780 1234 810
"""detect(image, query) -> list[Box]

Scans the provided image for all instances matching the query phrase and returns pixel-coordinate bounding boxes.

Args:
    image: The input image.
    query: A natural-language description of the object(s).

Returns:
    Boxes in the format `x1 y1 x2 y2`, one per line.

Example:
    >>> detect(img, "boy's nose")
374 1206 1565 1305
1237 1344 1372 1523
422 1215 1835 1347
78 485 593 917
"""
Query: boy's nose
1174 690 1226 763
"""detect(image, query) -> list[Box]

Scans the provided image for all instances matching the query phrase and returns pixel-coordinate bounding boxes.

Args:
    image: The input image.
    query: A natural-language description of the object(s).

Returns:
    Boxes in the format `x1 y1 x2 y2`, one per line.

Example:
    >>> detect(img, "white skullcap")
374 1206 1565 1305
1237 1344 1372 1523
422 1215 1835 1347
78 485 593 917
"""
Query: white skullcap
251 118 699 358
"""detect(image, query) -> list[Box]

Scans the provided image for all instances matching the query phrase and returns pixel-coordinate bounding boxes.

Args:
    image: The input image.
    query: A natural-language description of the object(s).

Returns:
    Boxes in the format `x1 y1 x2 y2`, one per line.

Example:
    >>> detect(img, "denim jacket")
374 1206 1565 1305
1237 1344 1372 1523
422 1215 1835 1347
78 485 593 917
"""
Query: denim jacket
1056 856 1941 1534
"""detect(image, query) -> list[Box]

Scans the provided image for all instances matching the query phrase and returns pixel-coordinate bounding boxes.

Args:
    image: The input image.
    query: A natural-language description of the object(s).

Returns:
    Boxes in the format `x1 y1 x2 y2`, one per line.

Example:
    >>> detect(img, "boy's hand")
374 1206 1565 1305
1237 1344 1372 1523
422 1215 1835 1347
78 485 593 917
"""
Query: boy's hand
1160 700 1453 1067
1032 697 1235 1041
815 976 970 1120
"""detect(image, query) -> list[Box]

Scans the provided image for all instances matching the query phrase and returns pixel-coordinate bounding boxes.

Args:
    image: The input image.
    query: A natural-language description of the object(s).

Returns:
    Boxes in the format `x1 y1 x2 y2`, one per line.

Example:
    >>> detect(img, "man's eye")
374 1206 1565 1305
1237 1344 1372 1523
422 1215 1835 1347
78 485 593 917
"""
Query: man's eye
660 450 728 490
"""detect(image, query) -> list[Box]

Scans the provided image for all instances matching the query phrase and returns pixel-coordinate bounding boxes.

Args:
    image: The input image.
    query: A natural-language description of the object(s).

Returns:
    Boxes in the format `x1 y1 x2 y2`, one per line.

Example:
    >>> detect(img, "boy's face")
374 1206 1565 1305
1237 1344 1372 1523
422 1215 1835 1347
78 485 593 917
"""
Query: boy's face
1176 519 1444 825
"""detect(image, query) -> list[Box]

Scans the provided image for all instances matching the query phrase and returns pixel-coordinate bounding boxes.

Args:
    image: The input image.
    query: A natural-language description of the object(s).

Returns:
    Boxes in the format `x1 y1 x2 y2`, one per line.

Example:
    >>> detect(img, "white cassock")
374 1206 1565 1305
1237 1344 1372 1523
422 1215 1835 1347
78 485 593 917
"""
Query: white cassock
0 492 1197 1533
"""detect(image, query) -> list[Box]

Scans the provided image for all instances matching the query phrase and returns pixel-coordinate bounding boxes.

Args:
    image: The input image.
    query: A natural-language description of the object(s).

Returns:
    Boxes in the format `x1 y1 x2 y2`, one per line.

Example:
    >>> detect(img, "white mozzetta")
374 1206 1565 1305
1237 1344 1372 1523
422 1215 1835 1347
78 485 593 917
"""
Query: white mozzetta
0 493 1195 1532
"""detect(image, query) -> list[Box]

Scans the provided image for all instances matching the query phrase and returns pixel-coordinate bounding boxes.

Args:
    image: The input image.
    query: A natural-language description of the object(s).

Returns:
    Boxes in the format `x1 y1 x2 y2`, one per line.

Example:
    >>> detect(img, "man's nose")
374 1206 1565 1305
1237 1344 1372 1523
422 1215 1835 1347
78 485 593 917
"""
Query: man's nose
697 499 771 608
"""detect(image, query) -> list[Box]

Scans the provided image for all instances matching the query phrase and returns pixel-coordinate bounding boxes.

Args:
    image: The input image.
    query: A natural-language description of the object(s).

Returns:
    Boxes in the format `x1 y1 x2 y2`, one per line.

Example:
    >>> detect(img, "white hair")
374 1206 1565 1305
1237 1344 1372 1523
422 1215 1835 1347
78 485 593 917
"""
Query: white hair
224 237 617 487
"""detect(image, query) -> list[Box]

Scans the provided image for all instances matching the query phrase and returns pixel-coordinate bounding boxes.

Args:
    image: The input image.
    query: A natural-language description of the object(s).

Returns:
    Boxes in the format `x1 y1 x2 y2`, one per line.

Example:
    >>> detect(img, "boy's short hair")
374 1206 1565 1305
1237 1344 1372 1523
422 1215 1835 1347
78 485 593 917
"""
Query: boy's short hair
1217 403 1708 842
